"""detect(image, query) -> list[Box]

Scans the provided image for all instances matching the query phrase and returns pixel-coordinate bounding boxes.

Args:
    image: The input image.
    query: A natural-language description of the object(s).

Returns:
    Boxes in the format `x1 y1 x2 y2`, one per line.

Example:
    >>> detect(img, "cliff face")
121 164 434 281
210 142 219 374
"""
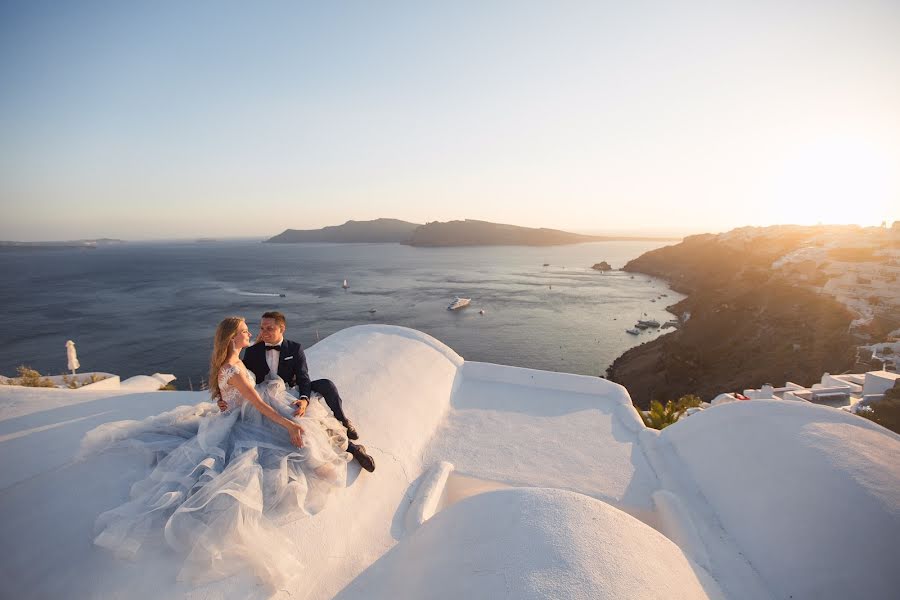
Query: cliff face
266 219 421 243
608 227 859 408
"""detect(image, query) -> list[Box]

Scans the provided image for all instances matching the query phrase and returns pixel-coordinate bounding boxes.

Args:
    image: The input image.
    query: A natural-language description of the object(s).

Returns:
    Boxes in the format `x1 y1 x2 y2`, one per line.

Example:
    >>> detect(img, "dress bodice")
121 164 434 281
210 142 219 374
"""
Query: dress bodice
218 362 254 411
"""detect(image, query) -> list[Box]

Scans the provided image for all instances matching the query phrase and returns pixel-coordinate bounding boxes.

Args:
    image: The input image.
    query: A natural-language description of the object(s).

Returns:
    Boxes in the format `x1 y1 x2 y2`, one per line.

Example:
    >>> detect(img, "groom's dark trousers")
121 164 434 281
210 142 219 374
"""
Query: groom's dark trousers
242 340 349 424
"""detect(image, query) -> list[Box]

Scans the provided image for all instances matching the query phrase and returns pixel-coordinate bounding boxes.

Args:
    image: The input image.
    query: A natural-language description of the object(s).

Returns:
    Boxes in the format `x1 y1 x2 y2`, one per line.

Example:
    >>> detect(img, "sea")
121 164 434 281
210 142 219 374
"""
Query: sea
0 240 683 388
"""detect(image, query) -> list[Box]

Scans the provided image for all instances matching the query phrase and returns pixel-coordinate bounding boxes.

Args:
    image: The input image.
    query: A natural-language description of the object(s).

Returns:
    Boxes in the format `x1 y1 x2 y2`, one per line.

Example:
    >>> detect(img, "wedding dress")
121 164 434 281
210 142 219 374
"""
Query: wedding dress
81 363 351 588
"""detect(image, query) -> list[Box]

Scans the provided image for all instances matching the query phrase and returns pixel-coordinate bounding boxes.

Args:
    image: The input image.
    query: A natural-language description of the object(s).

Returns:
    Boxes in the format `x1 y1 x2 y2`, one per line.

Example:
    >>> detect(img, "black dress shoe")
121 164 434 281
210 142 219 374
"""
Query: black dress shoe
349 444 375 472
343 419 359 440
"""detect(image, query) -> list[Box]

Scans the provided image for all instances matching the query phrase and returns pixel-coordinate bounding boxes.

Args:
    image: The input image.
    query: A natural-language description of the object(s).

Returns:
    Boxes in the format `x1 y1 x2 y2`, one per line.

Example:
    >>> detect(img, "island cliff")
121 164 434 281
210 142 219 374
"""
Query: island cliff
605 226 892 409
267 218 678 246
266 219 421 243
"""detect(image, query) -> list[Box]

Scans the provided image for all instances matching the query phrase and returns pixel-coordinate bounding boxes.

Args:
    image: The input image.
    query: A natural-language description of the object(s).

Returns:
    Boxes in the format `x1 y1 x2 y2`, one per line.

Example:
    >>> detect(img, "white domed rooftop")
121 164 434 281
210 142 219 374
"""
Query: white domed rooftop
337 487 722 600
659 400 900 599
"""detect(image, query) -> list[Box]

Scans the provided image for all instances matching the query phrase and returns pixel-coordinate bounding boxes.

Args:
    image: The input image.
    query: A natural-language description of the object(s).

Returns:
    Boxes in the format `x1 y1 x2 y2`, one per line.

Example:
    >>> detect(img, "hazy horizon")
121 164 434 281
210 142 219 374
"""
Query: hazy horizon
6 217 900 244
2 1 899 241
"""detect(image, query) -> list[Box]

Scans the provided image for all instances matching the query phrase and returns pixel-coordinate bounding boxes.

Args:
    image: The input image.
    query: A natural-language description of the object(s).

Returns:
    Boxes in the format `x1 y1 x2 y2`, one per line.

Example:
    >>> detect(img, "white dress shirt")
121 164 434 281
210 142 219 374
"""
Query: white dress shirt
264 337 283 378
264 337 308 400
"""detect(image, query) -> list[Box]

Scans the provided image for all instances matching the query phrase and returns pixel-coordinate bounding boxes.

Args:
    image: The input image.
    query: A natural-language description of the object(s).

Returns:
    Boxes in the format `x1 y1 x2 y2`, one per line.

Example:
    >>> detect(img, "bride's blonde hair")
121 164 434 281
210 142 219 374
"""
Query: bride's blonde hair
209 316 245 400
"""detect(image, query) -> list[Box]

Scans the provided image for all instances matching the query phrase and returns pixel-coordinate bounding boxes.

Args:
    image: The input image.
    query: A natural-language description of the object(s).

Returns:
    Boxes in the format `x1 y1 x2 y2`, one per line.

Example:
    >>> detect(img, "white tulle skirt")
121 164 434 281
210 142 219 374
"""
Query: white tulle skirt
81 379 351 589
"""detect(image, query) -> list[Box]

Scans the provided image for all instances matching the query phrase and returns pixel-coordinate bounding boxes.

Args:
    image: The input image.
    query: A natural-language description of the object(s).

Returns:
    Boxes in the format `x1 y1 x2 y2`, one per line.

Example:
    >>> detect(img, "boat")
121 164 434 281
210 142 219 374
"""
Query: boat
447 297 471 310
368 309 377 314
342 279 349 289
479 309 485 315
637 319 660 328
626 328 640 335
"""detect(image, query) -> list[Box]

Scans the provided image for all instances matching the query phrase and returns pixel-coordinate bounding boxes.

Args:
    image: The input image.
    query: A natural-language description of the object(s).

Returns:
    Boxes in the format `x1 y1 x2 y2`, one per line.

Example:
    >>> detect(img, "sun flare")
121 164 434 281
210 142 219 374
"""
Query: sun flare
764 137 898 226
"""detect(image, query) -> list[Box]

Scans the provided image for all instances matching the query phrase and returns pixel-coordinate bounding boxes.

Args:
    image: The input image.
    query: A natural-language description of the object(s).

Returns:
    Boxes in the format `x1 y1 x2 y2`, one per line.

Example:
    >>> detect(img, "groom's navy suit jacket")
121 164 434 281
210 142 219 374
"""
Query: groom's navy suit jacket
242 339 312 399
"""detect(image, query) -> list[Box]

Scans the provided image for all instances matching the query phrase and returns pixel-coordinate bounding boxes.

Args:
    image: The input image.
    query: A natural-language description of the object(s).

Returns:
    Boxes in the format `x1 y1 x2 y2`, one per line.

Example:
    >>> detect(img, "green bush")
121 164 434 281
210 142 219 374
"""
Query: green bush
857 397 900 435
15 366 56 388
641 394 703 430
159 383 177 391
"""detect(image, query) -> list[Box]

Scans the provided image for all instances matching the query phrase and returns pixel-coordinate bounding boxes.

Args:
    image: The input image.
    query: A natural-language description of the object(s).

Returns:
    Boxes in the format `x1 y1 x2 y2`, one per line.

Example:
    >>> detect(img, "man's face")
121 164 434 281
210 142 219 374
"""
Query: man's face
259 318 285 345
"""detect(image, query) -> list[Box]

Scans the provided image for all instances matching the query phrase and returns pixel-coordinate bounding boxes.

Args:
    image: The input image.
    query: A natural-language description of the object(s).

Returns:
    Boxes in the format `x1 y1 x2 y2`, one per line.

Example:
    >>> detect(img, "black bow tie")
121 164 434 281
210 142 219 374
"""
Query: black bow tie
265 344 282 352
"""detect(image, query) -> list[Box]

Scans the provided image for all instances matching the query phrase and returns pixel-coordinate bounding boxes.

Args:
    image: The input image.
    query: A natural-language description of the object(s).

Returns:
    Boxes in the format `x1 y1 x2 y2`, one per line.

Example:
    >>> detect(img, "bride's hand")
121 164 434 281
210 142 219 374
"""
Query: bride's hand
287 423 304 448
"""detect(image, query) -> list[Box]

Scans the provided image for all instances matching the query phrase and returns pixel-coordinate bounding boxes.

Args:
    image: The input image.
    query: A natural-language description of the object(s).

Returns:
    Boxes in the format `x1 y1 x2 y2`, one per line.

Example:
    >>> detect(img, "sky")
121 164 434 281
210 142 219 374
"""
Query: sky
1 0 899 241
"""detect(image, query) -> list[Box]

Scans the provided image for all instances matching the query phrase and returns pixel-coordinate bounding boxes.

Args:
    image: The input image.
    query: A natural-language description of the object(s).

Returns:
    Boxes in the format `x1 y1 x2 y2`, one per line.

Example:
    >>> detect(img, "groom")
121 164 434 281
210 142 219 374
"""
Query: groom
218 310 375 472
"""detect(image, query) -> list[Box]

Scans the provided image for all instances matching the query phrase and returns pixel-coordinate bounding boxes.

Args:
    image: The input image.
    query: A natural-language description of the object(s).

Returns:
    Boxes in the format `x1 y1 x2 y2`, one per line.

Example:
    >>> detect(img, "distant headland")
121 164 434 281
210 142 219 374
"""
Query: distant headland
0 239 123 251
266 218 680 246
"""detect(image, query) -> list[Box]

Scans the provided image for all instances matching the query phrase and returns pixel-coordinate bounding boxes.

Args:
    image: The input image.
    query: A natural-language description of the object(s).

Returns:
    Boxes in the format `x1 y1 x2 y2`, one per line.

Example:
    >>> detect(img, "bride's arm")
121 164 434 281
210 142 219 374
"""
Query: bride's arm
228 371 304 447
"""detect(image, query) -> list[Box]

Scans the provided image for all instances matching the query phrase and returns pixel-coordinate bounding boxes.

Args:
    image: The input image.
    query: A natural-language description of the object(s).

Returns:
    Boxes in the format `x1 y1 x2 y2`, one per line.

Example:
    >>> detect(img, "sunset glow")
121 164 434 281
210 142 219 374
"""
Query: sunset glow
1 1 898 240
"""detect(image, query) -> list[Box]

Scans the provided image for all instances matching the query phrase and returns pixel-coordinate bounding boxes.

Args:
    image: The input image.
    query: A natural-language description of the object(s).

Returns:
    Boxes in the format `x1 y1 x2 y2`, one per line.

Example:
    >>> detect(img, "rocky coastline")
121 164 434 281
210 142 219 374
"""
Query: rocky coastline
606 227 878 409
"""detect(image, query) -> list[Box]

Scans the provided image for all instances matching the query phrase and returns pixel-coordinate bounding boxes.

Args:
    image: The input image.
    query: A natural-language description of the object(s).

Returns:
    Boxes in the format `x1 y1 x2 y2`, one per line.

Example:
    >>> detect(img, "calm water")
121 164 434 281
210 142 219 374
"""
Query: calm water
0 241 682 387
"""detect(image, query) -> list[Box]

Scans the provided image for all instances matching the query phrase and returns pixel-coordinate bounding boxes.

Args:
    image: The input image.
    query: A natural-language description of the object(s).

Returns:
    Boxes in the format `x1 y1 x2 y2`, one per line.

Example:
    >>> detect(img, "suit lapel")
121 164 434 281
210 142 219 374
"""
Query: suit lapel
277 340 292 378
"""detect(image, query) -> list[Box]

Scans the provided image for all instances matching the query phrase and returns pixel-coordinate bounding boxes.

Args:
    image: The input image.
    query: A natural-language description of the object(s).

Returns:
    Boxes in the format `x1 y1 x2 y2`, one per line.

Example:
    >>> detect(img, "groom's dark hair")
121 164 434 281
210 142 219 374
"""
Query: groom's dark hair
261 311 286 328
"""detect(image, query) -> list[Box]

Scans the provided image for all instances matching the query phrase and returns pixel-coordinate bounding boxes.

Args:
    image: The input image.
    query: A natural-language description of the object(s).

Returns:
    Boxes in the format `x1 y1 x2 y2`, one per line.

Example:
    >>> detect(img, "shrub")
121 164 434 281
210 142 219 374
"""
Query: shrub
885 381 900 401
641 394 703 430
159 383 177 391
857 396 900 435
62 373 109 389
15 366 56 388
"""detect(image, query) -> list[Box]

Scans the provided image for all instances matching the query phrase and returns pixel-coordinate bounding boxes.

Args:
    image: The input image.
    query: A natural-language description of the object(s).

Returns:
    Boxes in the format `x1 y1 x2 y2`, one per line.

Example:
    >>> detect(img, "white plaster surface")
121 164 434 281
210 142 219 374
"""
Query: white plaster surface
1 325 899 599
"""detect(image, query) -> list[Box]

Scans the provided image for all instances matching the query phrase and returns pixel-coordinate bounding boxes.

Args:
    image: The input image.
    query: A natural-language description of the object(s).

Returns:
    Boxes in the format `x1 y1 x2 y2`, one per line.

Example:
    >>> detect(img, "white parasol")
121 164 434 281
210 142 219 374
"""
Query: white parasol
66 340 80 374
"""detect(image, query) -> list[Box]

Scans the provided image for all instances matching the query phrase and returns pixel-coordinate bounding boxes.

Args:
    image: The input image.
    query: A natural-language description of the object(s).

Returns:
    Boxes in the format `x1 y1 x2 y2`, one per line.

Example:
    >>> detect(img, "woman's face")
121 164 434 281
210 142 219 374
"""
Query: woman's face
233 321 251 349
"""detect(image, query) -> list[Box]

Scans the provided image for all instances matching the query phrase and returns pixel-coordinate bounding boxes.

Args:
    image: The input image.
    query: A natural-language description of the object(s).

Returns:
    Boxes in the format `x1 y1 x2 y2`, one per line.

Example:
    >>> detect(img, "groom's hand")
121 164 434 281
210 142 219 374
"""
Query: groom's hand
292 397 309 417
217 399 228 412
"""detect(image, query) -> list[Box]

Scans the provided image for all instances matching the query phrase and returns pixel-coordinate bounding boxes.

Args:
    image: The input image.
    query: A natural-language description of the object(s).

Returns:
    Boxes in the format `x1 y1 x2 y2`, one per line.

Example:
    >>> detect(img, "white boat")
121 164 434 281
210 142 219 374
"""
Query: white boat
342 279 349 289
626 328 640 335
447 297 471 310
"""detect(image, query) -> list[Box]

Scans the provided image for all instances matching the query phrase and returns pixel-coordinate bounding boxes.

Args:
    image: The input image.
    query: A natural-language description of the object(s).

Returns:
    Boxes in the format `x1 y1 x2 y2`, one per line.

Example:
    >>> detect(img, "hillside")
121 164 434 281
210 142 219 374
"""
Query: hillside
605 226 895 408
266 218 421 243
0 238 123 250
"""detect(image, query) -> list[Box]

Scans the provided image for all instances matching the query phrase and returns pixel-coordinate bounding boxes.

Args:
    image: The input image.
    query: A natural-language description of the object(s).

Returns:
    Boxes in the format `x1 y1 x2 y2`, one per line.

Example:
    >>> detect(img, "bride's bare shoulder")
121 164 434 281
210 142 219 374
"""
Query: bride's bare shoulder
219 361 242 377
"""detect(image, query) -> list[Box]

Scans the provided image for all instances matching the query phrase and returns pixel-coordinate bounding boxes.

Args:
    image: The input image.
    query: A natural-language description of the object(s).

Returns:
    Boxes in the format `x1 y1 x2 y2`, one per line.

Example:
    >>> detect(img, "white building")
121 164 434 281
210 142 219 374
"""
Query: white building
711 369 900 411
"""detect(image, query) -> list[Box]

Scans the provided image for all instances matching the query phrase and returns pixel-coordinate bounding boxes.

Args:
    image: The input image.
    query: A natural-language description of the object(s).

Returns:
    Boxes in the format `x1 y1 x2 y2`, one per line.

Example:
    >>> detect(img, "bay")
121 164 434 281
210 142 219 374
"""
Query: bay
0 240 682 388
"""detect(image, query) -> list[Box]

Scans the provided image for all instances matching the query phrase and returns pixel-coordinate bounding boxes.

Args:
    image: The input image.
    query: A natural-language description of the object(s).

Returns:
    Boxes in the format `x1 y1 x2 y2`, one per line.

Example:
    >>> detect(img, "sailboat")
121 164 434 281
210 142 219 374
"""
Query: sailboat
342 279 349 289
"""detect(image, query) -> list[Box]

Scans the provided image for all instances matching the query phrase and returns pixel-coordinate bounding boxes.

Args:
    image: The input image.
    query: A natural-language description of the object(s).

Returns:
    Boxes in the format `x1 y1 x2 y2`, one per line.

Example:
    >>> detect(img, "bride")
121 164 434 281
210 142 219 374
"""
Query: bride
82 316 351 588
